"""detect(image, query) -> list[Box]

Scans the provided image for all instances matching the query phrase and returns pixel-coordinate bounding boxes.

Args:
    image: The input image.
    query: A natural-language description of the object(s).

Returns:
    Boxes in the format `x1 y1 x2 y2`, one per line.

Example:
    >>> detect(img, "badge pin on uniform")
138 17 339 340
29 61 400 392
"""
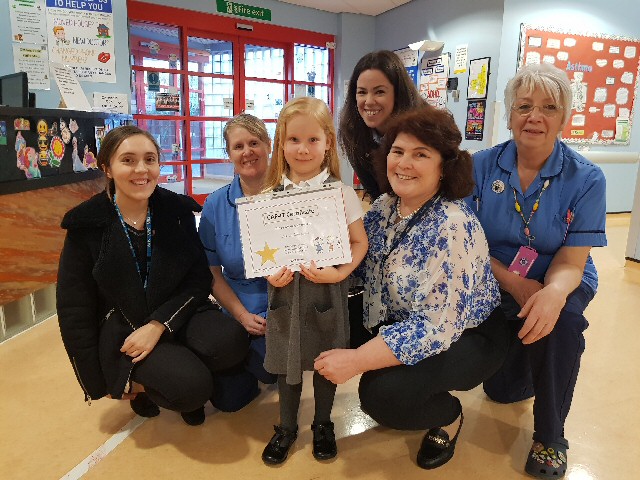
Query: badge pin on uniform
491 180 505 194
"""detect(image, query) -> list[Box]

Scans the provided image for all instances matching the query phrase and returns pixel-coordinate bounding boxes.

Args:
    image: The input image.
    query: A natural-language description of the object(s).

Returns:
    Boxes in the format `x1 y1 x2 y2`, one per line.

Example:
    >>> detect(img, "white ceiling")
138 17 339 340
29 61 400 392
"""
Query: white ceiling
277 0 412 16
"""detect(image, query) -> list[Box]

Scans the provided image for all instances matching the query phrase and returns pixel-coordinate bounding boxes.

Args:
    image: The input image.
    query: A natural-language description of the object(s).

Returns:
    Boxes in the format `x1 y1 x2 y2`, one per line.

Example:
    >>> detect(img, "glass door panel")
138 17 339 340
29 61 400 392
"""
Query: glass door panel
132 71 183 116
158 164 186 194
188 76 234 117
191 162 234 196
188 37 233 74
294 44 329 83
245 81 285 119
293 84 329 104
129 21 181 69
190 120 227 160
245 44 284 80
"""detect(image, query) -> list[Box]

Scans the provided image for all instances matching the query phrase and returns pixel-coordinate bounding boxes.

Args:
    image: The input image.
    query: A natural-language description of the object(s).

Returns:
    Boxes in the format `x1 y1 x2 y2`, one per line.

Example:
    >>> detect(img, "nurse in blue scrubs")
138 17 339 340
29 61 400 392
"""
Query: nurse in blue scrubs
199 114 277 403
468 63 606 479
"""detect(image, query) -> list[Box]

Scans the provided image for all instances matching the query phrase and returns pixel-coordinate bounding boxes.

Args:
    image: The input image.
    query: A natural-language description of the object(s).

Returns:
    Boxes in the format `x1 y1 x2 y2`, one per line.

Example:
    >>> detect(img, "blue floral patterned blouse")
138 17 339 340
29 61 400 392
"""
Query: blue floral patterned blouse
358 194 500 365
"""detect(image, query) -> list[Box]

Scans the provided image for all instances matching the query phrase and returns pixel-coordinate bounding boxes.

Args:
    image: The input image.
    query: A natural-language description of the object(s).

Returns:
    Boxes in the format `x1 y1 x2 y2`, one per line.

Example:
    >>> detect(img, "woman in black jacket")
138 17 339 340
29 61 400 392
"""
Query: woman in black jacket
57 126 252 425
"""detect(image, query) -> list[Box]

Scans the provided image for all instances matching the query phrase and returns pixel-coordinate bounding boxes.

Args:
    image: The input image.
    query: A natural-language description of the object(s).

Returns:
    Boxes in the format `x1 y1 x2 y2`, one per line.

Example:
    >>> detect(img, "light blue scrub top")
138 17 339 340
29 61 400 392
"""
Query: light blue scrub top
467 140 607 294
199 175 268 317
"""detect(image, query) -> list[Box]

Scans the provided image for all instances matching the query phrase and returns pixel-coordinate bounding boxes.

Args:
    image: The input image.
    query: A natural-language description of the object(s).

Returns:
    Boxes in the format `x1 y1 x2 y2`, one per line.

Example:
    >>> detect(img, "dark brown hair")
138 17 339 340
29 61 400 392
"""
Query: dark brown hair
97 125 161 197
338 51 425 171
377 106 474 200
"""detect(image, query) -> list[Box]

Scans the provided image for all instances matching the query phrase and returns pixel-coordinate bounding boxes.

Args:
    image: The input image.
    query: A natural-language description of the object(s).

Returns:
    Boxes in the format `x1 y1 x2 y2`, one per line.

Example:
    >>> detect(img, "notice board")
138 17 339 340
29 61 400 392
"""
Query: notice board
518 24 640 145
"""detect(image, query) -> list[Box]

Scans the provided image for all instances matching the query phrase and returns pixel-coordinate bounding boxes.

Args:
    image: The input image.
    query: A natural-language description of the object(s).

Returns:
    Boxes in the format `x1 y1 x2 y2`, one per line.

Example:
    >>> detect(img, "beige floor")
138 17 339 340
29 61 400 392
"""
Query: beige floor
1 214 639 479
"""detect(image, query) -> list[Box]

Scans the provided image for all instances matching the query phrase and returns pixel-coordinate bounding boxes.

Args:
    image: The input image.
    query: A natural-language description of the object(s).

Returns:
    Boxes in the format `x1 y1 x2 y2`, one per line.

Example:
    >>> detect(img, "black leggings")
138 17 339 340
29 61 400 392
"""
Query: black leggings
351 306 509 430
132 308 250 413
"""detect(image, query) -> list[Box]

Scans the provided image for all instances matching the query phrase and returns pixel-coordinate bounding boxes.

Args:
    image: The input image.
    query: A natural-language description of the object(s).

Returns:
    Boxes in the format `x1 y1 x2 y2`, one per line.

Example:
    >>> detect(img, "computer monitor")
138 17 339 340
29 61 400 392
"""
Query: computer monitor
0 72 29 108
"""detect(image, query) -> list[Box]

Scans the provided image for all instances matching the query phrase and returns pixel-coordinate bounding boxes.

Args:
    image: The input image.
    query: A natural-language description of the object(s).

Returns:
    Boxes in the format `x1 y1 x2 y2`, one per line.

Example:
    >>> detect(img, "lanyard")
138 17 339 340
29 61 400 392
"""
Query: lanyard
513 179 550 246
113 194 152 289
382 195 440 268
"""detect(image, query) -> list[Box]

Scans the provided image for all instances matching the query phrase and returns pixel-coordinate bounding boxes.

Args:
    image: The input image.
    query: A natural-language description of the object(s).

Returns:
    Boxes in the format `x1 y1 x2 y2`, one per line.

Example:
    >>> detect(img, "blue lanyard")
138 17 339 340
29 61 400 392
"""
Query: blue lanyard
113 194 152 289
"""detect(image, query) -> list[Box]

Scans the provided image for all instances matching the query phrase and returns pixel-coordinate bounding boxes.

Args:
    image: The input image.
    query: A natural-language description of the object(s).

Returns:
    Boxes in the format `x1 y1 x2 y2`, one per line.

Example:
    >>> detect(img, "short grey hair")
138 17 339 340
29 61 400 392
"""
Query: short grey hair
505 63 573 128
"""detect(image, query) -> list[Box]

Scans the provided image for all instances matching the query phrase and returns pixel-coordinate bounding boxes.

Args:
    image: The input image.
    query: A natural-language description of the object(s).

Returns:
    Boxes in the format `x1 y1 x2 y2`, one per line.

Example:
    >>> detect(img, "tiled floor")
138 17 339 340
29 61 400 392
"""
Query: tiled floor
1 214 638 479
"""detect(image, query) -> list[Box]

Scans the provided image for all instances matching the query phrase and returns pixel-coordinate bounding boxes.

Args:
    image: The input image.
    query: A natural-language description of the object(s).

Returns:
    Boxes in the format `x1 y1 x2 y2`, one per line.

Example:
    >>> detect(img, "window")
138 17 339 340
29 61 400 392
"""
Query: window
128 1 334 204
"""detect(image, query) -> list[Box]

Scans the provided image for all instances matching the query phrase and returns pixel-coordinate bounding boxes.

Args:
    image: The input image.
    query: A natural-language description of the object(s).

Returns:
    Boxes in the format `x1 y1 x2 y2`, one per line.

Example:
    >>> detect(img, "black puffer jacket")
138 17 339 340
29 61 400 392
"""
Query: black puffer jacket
56 187 213 401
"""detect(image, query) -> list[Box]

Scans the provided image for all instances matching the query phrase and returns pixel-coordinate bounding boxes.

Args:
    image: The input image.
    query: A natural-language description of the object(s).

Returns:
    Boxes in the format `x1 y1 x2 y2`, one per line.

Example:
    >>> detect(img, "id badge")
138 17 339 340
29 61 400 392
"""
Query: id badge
508 246 538 277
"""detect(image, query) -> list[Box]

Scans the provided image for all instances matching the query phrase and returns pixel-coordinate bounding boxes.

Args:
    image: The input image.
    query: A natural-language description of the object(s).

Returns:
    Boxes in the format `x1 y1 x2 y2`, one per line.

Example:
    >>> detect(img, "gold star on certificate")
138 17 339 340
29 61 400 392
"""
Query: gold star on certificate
257 242 278 265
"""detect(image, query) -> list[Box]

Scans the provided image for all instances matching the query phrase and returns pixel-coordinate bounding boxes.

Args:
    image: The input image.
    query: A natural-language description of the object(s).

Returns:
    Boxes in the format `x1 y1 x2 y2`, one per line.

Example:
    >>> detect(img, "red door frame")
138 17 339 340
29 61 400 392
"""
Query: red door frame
127 1 335 204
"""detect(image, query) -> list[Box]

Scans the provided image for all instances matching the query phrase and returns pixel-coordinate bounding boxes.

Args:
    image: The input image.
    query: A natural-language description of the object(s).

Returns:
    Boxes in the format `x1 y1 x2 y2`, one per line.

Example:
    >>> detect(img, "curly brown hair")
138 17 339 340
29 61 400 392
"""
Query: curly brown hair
377 107 474 200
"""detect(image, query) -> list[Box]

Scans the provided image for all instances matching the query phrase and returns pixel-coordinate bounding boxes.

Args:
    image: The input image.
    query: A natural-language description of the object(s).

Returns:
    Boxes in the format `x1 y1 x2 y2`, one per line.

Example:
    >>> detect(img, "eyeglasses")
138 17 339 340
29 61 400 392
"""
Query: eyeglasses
512 103 562 117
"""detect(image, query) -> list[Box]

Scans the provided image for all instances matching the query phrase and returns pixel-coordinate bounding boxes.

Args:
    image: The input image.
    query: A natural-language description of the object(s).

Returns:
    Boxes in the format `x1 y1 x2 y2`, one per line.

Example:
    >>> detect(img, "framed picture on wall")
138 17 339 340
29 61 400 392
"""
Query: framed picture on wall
467 57 491 100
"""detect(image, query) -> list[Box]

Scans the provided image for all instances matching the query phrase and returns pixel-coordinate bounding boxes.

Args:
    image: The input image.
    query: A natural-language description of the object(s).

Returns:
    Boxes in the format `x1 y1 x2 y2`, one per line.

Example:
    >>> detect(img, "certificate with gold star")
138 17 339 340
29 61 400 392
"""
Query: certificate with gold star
236 182 352 278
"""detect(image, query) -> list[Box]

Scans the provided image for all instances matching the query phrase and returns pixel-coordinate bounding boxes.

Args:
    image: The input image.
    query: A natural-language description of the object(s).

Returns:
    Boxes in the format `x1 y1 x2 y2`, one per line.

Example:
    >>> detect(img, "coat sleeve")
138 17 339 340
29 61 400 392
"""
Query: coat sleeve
56 229 107 400
148 208 214 333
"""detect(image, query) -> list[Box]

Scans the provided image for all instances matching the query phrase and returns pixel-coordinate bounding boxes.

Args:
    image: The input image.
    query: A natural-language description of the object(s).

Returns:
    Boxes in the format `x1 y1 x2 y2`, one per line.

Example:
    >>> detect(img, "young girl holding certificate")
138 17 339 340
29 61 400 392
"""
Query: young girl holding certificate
260 97 368 465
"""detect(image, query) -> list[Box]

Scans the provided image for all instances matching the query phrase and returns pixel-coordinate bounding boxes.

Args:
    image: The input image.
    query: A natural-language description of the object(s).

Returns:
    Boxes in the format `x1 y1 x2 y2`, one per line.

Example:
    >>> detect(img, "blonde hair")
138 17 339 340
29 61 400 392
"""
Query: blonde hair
264 97 341 191
223 113 270 155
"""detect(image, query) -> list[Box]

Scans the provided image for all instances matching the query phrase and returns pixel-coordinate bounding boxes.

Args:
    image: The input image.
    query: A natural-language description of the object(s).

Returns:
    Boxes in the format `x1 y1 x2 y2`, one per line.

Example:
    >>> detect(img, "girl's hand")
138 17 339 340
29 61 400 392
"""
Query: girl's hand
266 266 294 288
300 261 343 284
120 321 165 363
238 311 267 335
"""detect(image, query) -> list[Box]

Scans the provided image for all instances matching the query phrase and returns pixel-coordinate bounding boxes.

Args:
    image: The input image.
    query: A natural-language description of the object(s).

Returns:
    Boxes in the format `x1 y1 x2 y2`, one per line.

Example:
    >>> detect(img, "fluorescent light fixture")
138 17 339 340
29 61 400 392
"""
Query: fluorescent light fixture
408 40 445 52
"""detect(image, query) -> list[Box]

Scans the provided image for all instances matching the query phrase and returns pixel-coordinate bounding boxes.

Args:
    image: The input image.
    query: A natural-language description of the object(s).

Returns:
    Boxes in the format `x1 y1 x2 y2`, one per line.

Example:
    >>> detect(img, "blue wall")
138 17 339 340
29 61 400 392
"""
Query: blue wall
375 0 505 151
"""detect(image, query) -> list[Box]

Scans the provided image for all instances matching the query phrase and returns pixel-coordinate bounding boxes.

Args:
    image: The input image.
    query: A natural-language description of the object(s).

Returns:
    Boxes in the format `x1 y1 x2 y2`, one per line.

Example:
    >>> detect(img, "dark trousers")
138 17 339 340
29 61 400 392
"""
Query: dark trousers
349 303 509 430
483 284 593 445
180 307 257 412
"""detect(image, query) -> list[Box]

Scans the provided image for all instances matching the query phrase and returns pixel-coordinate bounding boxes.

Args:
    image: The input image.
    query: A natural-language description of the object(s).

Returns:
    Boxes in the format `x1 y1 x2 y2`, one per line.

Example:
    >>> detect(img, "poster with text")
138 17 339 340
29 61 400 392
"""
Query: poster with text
465 100 486 141
10 0 47 44
519 24 640 145
13 44 51 90
467 57 490 99
46 0 116 83
419 54 450 109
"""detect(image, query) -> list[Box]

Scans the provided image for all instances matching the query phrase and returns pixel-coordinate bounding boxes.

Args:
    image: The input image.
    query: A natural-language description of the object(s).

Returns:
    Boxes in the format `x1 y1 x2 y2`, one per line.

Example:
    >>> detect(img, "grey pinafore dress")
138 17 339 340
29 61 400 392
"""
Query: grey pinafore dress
263 177 350 385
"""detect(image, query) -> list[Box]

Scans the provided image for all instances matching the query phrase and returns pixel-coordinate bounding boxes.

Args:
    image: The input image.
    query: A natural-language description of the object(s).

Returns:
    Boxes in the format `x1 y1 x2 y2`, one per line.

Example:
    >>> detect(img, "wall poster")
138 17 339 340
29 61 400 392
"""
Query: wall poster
518 24 640 145
419 53 450 109
465 100 486 141
467 57 490 99
46 0 116 83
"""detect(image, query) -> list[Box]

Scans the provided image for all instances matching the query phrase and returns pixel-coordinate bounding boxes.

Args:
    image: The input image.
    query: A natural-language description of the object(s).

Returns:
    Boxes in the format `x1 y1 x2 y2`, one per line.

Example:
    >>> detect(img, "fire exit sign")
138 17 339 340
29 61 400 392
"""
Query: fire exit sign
216 0 272 21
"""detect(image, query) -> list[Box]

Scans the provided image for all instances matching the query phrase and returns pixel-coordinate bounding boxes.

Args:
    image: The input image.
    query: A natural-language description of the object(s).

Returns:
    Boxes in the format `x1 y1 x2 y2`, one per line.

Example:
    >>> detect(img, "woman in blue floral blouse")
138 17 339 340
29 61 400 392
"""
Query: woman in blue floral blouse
315 106 509 470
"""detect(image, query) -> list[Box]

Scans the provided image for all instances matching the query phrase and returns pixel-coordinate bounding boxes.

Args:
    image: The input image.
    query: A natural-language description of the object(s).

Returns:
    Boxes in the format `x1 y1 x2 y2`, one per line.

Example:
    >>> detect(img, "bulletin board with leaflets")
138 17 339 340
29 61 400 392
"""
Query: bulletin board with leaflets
518 24 640 145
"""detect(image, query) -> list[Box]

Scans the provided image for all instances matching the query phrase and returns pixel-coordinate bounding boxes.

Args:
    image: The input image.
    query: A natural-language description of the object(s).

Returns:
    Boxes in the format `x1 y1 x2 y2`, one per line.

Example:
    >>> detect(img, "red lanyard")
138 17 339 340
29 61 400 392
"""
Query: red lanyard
513 179 550 246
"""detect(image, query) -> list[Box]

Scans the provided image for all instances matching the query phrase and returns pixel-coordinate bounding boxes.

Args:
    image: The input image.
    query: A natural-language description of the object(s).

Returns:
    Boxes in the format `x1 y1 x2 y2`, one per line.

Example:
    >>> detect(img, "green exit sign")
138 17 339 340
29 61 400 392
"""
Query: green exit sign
216 0 272 21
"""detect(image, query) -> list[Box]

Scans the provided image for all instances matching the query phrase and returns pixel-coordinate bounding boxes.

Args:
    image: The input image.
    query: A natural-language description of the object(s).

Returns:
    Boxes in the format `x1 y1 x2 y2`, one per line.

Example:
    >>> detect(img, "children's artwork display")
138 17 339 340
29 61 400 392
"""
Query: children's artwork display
518 24 640 145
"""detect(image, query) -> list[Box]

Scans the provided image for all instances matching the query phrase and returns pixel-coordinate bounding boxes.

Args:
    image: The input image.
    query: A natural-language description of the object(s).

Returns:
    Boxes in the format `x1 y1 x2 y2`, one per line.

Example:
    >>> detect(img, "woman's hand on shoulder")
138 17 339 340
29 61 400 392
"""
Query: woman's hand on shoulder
299 261 344 284
120 320 165 363
517 283 566 344
237 311 266 335
266 266 294 288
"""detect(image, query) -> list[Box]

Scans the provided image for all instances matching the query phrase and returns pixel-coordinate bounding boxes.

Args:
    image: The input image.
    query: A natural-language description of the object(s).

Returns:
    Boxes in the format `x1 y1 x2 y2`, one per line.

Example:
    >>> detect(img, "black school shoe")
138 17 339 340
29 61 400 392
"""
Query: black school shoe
180 406 206 426
417 401 464 469
129 392 160 418
311 421 337 460
262 425 298 465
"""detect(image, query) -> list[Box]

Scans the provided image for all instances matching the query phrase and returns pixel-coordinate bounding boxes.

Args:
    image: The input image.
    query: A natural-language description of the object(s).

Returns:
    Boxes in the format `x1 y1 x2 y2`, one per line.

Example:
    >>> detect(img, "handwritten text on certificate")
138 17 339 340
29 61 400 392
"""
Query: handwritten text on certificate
237 183 351 278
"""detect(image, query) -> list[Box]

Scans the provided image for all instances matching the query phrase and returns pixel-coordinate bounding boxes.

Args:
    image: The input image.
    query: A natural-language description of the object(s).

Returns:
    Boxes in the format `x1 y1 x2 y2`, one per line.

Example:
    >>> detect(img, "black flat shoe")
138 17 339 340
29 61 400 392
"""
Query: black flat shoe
129 392 160 418
181 406 205 426
312 421 337 460
417 401 463 469
262 425 298 465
